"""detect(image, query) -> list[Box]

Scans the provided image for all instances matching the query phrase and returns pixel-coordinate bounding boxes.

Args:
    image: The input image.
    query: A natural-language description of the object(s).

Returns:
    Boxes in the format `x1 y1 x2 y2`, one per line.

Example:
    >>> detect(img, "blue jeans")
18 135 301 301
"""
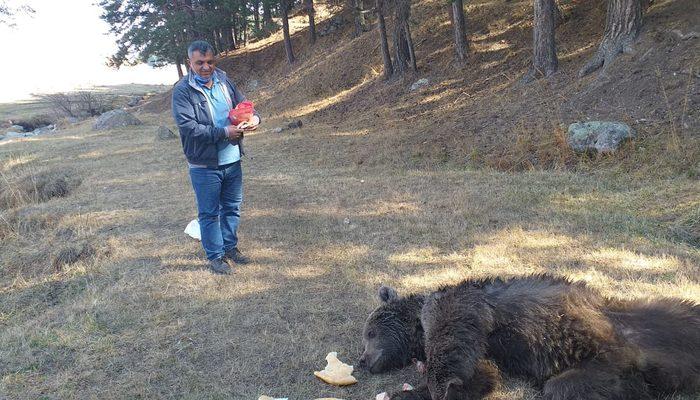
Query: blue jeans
189 162 243 260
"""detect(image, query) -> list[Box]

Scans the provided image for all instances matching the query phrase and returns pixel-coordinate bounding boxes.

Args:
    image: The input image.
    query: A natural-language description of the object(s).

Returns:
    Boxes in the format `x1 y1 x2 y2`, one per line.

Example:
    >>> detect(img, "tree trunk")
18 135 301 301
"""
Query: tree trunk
353 0 367 37
281 0 296 63
176 57 184 79
233 20 240 44
213 30 222 54
376 0 394 79
305 0 317 44
579 0 644 77
227 24 237 50
450 0 468 61
529 0 558 80
242 4 249 46
405 24 417 71
253 0 261 32
182 0 199 40
392 0 416 74
263 0 274 32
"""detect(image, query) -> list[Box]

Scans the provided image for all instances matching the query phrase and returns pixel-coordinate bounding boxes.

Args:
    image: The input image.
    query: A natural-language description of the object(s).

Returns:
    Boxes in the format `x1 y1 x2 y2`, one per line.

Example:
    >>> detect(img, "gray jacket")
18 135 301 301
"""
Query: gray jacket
172 68 259 167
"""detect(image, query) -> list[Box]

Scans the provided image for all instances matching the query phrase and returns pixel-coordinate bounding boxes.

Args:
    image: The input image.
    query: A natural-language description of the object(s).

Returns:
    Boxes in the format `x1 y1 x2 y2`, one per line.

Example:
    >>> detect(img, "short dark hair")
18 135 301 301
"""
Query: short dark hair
187 40 215 58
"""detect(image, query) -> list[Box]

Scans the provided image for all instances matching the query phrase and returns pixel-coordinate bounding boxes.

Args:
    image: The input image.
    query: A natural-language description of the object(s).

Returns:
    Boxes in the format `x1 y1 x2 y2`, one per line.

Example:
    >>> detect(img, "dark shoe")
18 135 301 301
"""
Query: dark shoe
224 247 250 264
209 257 232 274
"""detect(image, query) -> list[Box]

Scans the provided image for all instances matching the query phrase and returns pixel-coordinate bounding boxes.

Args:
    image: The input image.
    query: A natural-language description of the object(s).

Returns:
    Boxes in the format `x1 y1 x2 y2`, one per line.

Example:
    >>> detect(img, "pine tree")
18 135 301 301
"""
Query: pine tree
579 0 646 77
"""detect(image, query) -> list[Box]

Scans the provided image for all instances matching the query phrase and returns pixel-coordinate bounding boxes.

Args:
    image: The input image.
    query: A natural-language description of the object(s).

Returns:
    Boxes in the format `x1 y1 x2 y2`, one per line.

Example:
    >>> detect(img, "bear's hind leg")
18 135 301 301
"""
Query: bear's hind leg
542 361 650 400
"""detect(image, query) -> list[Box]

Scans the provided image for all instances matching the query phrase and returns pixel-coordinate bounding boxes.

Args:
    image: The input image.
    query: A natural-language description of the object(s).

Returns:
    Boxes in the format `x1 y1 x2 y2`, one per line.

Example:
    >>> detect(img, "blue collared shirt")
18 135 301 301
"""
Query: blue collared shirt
199 76 240 165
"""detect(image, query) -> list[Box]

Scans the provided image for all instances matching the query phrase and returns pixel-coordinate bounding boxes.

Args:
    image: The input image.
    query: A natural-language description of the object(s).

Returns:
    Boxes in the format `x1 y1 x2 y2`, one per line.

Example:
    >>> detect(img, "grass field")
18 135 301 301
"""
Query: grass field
0 109 698 399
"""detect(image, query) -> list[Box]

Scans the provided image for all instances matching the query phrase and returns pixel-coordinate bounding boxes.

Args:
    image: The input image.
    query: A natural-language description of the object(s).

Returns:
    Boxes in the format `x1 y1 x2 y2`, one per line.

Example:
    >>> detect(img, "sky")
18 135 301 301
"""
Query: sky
0 0 176 103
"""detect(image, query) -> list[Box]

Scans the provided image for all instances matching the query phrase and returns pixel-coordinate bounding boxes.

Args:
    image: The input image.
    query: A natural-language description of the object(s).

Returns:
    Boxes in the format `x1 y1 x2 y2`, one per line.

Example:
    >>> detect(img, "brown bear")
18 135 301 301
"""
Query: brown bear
359 274 700 400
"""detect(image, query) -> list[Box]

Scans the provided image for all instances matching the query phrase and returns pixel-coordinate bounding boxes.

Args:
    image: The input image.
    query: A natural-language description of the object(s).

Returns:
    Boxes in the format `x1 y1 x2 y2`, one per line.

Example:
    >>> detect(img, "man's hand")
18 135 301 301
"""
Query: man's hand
225 125 244 140
238 115 260 131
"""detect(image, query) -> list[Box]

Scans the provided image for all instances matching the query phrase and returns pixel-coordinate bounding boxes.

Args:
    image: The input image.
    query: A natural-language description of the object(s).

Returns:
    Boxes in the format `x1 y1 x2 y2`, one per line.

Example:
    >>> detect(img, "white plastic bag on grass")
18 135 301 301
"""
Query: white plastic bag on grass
184 219 201 240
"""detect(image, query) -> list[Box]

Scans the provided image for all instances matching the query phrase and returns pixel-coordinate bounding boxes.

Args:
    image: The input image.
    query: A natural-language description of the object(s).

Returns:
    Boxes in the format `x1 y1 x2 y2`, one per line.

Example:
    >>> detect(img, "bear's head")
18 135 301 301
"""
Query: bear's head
359 285 426 374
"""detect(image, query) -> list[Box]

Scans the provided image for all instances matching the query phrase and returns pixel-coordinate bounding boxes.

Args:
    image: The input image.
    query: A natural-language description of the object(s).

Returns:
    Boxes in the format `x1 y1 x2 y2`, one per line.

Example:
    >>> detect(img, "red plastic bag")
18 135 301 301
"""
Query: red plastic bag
228 101 255 125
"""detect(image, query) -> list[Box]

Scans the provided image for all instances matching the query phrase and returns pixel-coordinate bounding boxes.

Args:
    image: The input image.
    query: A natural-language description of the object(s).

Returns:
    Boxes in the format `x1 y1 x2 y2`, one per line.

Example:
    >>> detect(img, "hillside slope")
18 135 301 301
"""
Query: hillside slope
154 0 699 174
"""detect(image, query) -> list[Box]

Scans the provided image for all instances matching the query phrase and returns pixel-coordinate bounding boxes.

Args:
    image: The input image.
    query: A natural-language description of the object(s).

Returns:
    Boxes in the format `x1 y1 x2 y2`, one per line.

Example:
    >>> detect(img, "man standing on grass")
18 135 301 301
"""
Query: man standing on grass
172 40 260 274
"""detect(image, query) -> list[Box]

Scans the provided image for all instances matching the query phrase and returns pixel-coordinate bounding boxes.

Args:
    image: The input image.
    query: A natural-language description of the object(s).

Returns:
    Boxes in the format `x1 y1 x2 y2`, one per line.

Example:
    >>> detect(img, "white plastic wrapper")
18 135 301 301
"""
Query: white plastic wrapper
184 219 201 240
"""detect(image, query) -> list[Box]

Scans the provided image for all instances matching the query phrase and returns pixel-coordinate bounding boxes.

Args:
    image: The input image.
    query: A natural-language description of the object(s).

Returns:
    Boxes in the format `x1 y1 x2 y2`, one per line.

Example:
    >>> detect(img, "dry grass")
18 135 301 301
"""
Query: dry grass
0 109 698 399
202 0 699 177
1 0 699 398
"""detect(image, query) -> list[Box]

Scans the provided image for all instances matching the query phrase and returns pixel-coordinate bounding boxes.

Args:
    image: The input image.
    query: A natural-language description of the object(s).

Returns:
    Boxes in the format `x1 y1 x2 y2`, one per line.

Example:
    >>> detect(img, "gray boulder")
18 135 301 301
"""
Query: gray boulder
156 125 177 140
567 121 636 153
410 78 430 91
5 131 28 139
127 95 143 107
93 109 143 131
33 124 56 135
8 124 24 133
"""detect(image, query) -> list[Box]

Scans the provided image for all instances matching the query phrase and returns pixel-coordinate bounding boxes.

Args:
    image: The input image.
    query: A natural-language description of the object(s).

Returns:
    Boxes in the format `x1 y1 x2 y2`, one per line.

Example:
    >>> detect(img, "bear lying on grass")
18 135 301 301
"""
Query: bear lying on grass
359 274 700 400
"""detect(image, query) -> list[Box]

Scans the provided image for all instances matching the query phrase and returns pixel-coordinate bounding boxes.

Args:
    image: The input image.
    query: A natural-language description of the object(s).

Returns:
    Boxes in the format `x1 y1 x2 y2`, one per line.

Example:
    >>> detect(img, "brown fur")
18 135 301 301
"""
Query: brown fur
361 275 700 400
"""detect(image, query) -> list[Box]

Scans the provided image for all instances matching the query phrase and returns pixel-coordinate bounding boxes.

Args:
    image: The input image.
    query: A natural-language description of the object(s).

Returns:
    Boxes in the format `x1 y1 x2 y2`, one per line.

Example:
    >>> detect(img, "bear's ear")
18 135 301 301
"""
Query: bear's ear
378 285 398 303
444 378 465 400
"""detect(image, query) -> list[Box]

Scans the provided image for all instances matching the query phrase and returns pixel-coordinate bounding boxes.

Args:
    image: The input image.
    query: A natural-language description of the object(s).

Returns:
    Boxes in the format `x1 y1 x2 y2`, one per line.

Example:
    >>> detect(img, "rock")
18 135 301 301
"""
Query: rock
247 79 259 91
93 109 143 131
8 124 24 133
273 127 284 134
410 78 430 91
156 125 177 140
287 120 303 129
127 95 143 107
672 29 699 40
0 134 4 141
33 124 56 135
567 121 636 153
67 117 80 124
5 131 28 138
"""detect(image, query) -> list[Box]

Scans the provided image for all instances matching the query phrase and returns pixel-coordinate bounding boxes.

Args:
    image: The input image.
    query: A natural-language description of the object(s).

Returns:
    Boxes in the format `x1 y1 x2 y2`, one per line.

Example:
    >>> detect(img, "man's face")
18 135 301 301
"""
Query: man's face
189 50 216 79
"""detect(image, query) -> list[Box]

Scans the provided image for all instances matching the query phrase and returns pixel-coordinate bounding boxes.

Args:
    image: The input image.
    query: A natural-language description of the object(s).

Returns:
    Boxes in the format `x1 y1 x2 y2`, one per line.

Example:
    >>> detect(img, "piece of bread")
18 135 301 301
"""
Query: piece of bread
313 352 358 386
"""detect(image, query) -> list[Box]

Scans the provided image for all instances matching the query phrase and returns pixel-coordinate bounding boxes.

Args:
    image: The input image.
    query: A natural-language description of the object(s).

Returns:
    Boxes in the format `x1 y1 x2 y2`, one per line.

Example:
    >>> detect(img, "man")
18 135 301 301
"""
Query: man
172 40 260 274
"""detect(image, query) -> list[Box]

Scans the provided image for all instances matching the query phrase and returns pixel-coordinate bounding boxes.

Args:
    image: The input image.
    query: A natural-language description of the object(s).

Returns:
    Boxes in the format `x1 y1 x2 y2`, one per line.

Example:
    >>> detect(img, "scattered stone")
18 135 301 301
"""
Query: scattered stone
5 131 28 139
343 218 351 224
567 121 636 153
93 109 143 131
156 125 177 140
67 117 80 124
127 95 143 107
672 29 699 40
247 79 259 92
32 124 56 135
287 120 303 130
410 78 430 91
273 127 284 134
8 124 24 133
